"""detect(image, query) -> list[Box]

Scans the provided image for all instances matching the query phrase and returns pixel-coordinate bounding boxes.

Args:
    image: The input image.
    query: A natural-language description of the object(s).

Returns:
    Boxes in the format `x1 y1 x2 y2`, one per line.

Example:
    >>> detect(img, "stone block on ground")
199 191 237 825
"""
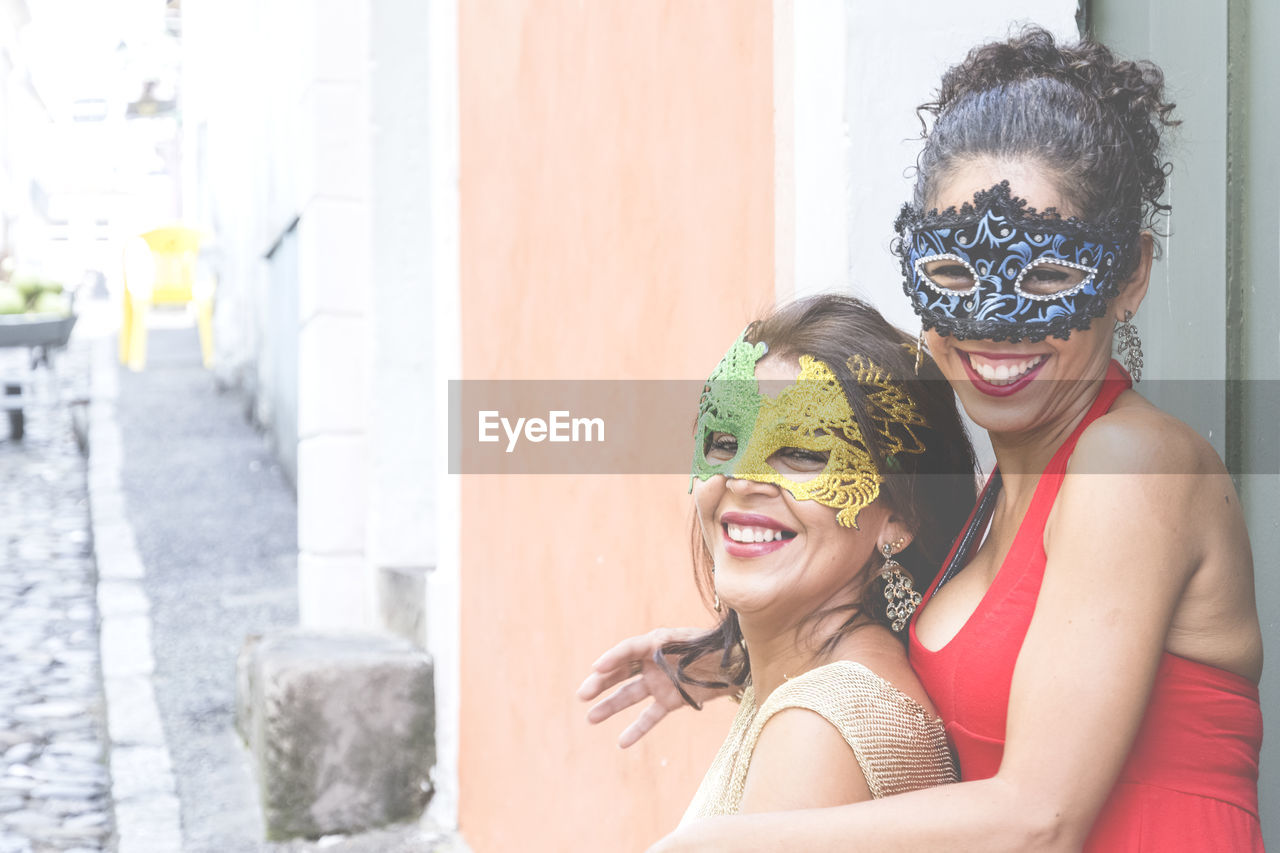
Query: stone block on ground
239 629 434 841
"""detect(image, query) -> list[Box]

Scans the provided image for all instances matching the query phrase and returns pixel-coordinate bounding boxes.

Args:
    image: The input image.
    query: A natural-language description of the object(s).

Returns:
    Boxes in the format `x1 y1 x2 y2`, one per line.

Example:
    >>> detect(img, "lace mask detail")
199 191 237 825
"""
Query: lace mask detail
847 355 928 461
690 331 767 484
893 181 1138 343
691 336 928 529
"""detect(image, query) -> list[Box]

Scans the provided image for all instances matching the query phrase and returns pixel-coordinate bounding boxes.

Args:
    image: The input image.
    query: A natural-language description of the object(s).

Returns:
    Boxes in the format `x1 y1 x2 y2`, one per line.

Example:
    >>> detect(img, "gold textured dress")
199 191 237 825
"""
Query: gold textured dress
681 660 956 821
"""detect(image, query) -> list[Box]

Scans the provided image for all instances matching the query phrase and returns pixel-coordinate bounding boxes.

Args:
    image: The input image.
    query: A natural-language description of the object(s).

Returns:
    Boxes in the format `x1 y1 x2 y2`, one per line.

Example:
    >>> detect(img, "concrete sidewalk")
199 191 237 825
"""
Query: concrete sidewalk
87 308 452 852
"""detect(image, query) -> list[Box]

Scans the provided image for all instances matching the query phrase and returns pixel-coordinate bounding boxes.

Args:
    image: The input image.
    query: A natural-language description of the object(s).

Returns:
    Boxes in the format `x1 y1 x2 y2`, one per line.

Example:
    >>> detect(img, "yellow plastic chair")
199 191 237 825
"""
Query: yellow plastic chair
119 226 214 370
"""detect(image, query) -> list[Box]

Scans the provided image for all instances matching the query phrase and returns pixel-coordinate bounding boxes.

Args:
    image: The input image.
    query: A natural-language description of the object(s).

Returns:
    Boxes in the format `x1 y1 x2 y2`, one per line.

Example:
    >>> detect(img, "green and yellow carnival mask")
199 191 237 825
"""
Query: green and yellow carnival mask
690 332 928 528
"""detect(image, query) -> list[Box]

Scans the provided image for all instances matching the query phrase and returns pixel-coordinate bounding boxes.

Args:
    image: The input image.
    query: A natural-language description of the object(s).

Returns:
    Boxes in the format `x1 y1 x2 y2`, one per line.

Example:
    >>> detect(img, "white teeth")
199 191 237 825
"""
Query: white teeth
726 524 787 544
969 354 1045 385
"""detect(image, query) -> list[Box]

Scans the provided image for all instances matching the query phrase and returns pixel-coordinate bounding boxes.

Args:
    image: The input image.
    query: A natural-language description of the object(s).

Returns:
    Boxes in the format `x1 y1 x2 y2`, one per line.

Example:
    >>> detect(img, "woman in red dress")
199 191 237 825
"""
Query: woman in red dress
580 27 1264 851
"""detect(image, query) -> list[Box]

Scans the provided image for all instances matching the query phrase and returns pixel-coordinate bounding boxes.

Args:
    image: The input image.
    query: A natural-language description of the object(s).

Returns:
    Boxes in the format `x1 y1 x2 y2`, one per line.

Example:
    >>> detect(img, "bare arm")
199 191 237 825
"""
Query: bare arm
648 419 1218 852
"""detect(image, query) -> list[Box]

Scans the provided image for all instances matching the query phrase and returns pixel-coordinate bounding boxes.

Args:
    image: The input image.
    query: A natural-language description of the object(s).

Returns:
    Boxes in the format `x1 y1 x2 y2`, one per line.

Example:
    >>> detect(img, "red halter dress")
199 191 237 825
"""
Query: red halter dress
909 361 1264 851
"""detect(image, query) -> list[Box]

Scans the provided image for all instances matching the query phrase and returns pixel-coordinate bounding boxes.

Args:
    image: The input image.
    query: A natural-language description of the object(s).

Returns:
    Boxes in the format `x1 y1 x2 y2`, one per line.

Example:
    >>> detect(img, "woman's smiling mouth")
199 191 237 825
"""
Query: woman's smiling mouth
720 511 798 557
961 351 1048 396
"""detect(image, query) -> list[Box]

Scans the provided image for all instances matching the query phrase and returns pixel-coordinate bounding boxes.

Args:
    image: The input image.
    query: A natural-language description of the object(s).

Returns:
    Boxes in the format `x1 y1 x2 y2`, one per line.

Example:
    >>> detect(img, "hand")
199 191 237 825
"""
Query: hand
577 627 734 748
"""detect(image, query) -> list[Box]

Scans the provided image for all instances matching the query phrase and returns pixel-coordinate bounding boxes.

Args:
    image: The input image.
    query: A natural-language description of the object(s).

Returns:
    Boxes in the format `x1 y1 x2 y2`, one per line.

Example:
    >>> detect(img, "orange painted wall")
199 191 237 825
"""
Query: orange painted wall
458 1 774 850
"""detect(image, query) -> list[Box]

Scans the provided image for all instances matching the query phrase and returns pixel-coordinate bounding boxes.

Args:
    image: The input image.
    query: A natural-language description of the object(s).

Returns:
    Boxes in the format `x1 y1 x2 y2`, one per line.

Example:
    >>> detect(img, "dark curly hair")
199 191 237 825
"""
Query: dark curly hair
912 26 1178 270
660 295 978 693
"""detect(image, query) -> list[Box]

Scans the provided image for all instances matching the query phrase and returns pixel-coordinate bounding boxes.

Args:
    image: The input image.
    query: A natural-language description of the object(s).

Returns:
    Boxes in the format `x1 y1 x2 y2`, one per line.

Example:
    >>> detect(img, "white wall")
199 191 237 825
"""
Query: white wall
422 0 461 829
293 0 375 629
184 0 377 628
365 0 462 827
182 0 294 418
367 0 434 599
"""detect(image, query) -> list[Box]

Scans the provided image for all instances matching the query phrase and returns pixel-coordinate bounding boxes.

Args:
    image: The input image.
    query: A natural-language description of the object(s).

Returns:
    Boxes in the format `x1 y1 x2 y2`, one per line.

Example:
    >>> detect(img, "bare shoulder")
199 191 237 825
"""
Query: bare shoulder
1044 395 1215 595
1070 391 1225 478
1046 390 1255 627
737 703 871 812
1061 391 1241 552
1052 395 1261 680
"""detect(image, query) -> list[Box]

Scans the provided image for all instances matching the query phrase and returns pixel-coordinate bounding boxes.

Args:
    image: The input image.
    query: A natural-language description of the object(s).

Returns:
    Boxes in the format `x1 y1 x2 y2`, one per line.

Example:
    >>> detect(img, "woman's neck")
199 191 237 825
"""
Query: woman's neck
739 614 880 705
987 373 1106 505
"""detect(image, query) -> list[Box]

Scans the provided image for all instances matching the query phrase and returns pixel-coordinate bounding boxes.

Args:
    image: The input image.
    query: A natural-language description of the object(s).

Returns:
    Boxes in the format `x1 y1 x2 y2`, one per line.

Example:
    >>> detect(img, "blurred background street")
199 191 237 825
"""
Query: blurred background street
5 307 452 852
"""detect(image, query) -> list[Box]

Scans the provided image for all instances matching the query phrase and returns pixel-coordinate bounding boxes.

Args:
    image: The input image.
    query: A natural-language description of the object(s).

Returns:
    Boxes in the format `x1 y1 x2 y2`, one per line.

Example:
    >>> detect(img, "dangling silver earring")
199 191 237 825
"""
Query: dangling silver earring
879 542 922 632
914 328 926 375
711 569 722 614
1116 310 1144 382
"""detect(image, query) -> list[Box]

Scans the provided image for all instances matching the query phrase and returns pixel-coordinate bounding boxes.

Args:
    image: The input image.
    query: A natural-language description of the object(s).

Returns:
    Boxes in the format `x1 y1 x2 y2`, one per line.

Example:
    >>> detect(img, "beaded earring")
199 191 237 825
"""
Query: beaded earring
879 542 923 632
1115 310 1144 382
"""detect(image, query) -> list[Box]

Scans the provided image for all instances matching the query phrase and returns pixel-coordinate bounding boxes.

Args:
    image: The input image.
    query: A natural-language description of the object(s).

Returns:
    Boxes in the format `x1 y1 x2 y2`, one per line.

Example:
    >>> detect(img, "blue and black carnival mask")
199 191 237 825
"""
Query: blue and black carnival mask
894 181 1138 343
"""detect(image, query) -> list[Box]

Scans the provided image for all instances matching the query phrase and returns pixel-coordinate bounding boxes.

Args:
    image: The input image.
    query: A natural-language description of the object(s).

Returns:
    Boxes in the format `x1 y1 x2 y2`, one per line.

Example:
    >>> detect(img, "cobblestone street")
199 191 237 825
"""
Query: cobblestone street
0 340 113 853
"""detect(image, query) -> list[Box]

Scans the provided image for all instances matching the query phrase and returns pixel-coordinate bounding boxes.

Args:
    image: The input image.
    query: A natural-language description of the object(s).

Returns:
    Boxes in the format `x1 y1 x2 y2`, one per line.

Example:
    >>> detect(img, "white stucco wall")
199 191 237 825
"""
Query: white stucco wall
183 0 313 469
367 0 434 592
365 0 463 829
182 0 265 396
291 0 375 630
423 0 461 827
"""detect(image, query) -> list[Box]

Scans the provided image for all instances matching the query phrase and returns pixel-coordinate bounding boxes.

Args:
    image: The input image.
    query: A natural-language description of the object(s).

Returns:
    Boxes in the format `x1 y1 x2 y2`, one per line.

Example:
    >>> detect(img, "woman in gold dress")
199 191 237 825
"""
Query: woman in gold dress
581 294 976 833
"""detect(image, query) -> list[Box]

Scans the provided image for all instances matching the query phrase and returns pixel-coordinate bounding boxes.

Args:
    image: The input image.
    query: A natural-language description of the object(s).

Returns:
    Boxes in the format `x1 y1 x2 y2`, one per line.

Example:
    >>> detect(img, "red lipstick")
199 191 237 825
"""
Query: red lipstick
960 352 1048 397
719 512 796 558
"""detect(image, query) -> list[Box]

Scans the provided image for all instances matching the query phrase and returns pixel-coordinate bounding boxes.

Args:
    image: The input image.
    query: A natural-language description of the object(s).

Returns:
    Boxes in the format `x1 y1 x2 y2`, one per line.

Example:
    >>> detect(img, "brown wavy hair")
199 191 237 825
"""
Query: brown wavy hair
660 295 977 692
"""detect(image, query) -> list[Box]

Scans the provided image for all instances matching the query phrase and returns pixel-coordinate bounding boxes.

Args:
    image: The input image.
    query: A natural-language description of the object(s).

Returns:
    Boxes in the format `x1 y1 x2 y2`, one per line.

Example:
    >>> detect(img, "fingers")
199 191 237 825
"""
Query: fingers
580 628 682 701
590 626 705 672
577 659 642 701
618 701 671 749
577 668 619 702
589 630 666 675
585 677 651 725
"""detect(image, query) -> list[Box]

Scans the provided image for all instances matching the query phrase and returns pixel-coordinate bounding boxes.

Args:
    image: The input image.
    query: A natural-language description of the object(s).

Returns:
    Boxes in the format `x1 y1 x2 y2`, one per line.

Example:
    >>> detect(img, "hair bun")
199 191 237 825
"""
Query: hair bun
917 26 1178 234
